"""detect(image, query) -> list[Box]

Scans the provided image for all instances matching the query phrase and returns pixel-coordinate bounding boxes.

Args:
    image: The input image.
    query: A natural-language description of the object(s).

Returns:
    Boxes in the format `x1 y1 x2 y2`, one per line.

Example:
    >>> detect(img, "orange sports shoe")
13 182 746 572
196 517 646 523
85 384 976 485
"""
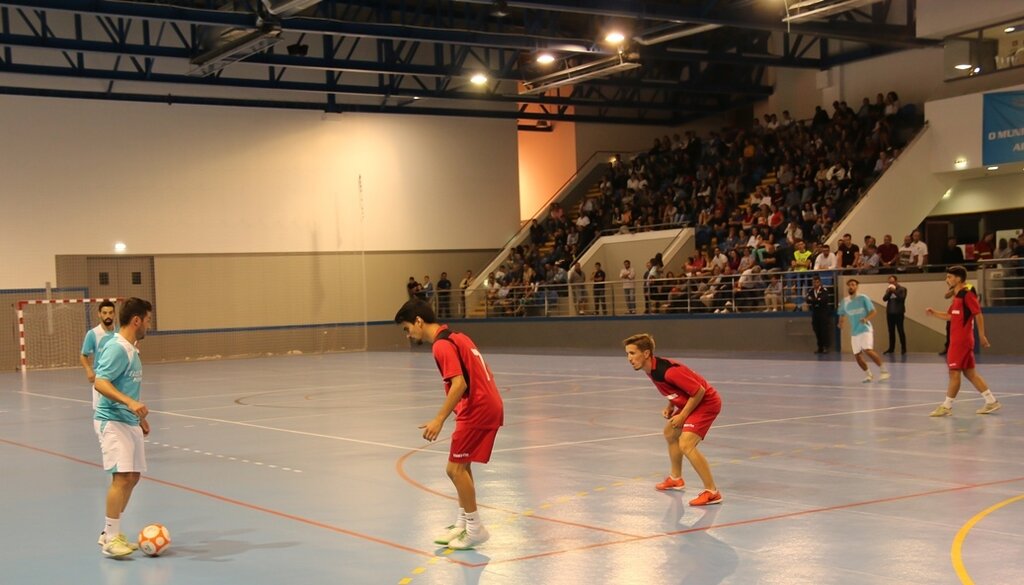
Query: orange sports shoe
655 476 685 491
689 490 723 506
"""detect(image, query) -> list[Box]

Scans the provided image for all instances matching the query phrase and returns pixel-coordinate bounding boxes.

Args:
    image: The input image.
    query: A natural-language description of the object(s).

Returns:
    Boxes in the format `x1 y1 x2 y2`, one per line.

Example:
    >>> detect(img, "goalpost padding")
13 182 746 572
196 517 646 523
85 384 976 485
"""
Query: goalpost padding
16 298 120 372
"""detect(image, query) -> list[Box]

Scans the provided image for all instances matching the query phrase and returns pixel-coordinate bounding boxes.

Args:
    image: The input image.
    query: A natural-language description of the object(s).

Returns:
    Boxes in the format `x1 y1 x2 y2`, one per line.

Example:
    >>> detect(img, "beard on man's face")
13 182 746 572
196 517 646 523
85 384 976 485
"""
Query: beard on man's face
102 318 114 326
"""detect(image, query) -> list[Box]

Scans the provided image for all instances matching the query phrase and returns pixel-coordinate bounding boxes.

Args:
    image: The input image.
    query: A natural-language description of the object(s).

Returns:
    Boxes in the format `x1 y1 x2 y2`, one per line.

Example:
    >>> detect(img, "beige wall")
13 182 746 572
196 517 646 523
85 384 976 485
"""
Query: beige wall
518 121 578 221
928 173 1024 216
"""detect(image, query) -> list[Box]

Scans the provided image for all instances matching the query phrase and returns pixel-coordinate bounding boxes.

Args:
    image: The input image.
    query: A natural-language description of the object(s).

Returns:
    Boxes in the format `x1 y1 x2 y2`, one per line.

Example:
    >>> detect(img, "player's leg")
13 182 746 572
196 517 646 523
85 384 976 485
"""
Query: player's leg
963 366 1001 414
931 369 962 416
446 428 497 549
896 314 907 353
679 432 722 506
656 419 685 490
885 313 896 353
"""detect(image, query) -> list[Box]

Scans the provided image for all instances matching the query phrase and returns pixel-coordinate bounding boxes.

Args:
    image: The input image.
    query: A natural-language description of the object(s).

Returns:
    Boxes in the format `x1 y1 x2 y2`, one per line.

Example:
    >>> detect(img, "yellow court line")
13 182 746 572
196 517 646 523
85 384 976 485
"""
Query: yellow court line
951 493 1024 585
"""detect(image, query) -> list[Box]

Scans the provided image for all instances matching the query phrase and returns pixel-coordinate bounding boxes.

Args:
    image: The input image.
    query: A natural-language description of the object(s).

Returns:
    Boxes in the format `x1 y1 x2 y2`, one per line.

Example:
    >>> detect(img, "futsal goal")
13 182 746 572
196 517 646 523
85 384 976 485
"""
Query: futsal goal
16 297 121 372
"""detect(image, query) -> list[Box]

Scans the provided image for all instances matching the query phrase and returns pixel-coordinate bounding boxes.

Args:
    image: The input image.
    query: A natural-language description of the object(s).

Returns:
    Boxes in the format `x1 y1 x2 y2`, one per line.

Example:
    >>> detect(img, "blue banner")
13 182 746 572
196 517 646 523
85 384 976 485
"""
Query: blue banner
983 91 1024 166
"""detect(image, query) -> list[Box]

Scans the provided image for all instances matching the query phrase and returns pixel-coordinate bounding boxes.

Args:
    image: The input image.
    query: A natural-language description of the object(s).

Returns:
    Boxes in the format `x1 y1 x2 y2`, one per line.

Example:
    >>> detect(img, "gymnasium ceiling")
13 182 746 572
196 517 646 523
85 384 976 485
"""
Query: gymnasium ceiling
0 0 937 124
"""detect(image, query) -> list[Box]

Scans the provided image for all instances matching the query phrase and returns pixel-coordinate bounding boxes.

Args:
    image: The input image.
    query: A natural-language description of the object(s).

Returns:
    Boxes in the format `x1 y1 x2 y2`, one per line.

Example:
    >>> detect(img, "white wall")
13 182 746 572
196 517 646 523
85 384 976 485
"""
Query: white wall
834 48 946 108
918 0 1024 39
925 82 1024 173
929 173 1024 215
0 95 521 289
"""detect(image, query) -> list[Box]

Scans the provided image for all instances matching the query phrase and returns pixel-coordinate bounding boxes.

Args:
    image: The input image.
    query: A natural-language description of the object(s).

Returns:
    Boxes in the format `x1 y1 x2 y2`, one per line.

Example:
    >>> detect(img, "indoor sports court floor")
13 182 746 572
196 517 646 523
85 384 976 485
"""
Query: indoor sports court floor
2 349 1022 584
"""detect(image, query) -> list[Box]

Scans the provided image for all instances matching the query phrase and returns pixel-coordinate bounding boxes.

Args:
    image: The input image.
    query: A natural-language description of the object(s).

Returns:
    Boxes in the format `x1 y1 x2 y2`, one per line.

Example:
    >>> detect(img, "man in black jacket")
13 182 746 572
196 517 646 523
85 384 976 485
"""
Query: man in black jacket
882 275 908 354
806 275 833 353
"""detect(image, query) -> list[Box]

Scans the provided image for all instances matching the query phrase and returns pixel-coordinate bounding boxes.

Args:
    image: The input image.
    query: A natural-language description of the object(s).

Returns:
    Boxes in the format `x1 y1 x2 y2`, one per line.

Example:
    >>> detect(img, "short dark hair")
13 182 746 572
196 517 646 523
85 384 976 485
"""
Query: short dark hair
119 297 152 327
812 275 822 281
847 278 859 285
98 300 116 311
946 265 968 282
394 299 437 325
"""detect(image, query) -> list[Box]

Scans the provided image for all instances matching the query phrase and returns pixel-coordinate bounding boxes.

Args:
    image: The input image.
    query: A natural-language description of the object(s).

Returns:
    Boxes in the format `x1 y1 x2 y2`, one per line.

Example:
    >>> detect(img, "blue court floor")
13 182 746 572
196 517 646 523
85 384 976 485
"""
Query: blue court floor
1 349 1022 585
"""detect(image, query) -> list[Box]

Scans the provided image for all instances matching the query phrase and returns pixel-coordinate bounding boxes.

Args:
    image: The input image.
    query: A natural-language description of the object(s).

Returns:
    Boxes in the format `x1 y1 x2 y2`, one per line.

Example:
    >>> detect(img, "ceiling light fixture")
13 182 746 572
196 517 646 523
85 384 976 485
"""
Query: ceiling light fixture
987 166 999 170
536 53 555 65
520 51 640 95
605 31 625 44
954 64 973 70
470 73 488 85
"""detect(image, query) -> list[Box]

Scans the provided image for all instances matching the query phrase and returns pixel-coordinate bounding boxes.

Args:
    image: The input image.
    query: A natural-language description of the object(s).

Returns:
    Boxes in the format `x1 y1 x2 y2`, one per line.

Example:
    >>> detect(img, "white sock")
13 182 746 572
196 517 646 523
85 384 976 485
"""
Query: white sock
981 390 996 404
943 397 954 408
464 510 481 534
104 517 120 541
455 507 467 529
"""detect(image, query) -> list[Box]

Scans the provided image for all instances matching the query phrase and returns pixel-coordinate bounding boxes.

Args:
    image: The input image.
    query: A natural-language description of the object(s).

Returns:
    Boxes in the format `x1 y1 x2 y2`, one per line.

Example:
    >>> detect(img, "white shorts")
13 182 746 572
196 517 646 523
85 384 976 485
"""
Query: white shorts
850 331 874 354
94 420 146 474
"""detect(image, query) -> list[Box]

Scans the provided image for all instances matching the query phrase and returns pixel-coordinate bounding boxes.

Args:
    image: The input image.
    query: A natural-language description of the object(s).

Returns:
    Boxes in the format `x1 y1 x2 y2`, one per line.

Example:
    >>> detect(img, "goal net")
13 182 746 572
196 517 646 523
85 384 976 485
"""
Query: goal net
17 298 122 371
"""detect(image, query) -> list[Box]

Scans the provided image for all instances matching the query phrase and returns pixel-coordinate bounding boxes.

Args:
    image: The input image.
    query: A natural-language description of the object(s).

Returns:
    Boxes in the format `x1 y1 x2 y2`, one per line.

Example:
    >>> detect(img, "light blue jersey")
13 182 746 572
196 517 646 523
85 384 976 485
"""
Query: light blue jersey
83 324 119 409
94 334 143 424
81 324 118 358
838 293 874 336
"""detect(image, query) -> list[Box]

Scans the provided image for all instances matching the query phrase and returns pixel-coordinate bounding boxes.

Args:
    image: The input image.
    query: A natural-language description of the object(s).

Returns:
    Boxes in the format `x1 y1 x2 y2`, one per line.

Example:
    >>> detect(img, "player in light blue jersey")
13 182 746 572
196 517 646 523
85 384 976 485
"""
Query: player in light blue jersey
80 300 118 409
837 279 889 383
92 297 152 558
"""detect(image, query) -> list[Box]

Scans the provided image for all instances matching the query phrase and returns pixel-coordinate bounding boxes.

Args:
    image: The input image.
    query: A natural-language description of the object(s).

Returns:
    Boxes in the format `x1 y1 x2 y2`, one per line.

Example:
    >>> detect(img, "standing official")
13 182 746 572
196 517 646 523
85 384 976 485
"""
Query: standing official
882 275 908 354
806 275 833 353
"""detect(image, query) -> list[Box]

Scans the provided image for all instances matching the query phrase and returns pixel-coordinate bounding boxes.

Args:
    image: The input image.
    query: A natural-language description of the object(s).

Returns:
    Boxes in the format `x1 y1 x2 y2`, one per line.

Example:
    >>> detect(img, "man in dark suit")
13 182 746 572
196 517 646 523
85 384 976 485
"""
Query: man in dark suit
806 275 833 353
882 275 908 354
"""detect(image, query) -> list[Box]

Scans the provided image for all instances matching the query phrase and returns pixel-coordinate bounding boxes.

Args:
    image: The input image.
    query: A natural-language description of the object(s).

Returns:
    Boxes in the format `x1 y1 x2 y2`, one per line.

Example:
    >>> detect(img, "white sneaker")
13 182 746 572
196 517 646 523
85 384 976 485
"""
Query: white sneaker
879 370 890 380
448 526 490 550
98 532 138 551
862 374 873 384
433 524 465 546
102 534 135 558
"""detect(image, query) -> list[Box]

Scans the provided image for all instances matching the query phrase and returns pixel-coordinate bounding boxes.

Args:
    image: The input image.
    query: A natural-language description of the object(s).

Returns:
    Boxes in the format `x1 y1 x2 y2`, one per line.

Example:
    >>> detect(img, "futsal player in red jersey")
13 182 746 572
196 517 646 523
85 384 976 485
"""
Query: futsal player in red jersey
624 333 723 506
925 266 1001 417
395 299 504 549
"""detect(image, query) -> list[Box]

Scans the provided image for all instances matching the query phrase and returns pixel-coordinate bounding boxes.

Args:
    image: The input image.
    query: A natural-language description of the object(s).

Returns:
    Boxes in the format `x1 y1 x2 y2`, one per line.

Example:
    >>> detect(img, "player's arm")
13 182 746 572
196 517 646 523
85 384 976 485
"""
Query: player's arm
965 291 990 348
93 378 148 419
863 301 876 324
925 307 950 320
975 313 991 348
79 353 96 383
670 387 706 428
420 375 467 441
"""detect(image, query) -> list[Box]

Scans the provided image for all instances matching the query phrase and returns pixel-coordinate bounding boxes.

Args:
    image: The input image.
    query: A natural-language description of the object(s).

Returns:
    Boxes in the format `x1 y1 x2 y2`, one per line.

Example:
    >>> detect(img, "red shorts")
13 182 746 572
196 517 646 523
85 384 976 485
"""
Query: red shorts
946 344 976 371
449 426 499 464
673 400 722 440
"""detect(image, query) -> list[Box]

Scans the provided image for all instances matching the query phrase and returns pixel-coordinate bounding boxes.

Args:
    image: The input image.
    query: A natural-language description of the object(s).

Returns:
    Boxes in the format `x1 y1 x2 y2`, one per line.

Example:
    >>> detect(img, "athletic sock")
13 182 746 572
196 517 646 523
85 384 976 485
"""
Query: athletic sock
455 507 467 529
104 517 120 542
943 397 954 409
981 390 996 404
464 511 481 534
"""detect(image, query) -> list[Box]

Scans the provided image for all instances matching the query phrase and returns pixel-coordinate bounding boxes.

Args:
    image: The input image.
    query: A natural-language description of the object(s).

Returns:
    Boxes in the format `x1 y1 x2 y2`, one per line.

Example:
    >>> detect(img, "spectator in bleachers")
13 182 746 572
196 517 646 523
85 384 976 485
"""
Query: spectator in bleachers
942 237 965 266
407 276 422 300
569 262 587 315
897 235 916 271
757 242 781 271
436 272 452 318
857 245 881 274
878 234 900 272
459 270 474 316
620 260 636 314
995 237 1013 263
837 233 860 271
421 275 434 303
593 262 607 315
910 230 928 268
974 232 995 262
814 244 837 271
764 274 783 311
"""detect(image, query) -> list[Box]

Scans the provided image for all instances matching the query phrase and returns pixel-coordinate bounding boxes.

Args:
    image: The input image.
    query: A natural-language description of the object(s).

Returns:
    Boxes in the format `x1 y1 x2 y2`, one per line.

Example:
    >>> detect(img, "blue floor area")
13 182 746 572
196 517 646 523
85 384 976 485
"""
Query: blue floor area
2 350 1022 584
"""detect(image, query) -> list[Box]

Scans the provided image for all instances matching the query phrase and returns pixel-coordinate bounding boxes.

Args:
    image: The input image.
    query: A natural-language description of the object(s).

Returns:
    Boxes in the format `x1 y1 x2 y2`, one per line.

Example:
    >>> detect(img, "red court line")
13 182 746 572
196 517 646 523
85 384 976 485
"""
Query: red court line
485 473 1024 567
0 437 474 567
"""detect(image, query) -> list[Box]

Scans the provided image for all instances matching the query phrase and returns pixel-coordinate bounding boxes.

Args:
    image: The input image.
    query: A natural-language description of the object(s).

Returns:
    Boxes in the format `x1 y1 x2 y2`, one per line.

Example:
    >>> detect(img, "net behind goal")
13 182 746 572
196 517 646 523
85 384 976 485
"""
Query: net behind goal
17 298 121 371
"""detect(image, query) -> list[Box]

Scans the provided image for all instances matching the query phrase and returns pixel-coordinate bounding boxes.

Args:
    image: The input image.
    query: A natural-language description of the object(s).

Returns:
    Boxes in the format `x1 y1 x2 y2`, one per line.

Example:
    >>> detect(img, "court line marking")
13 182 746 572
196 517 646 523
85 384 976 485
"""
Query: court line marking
951 494 1024 585
483 474 1024 568
490 398 997 453
0 437 474 567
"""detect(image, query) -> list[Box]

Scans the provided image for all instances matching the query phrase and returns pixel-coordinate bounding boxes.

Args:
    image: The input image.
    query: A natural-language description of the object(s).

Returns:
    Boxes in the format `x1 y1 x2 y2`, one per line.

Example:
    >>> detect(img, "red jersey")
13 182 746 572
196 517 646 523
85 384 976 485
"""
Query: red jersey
947 285 981 348
647 356 721 411
432 326 504 429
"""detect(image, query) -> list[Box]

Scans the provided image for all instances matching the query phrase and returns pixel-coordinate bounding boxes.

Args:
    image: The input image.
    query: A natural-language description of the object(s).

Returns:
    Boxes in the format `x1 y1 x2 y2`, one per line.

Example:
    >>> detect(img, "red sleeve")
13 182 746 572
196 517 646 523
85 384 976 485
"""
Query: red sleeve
965 289 981 314
664 366 704 398
432 341 463 381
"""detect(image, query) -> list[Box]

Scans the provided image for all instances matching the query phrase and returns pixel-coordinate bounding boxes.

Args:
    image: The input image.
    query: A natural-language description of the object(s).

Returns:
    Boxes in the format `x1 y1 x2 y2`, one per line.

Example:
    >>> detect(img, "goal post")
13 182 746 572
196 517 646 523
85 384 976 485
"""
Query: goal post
16 297 121 373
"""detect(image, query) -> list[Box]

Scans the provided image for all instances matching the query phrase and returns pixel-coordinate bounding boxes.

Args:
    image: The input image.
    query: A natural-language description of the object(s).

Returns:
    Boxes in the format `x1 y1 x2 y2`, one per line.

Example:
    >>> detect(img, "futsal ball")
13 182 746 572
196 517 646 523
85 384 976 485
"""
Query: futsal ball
138 523 171 556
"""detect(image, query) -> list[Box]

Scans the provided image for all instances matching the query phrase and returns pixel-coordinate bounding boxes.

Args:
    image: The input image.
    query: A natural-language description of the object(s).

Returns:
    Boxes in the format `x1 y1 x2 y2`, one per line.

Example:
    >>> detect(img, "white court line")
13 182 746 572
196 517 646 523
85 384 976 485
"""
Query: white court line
17 389 1022 456
490 395 1023 453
